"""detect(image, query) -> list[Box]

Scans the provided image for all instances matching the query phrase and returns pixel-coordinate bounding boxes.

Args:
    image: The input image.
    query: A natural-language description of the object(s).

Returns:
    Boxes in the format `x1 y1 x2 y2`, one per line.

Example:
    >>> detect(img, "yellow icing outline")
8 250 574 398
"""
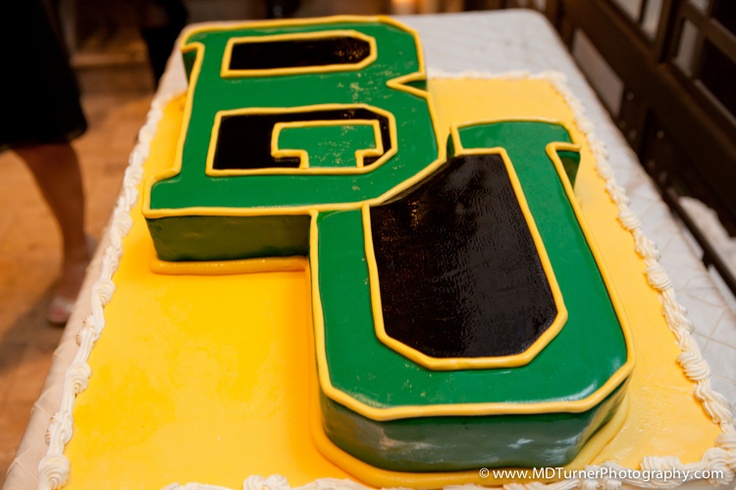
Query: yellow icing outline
205 104 395 176
362 141 567 370
306 260 629 487
142 17 632 421
272 119 384 169
308 350 632 488
221 30 377 78
150 254 308 275
309 117 635 421
142 15 444 220
144 91 635 419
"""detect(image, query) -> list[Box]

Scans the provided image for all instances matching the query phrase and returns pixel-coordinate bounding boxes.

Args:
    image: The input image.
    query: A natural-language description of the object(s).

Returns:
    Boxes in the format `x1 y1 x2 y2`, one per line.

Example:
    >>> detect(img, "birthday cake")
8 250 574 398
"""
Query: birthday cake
38 16 735 490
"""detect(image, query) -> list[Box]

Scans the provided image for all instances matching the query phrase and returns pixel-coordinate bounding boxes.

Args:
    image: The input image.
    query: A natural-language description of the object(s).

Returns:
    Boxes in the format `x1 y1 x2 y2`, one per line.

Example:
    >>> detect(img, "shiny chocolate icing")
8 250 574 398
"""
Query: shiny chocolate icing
371 153 557 358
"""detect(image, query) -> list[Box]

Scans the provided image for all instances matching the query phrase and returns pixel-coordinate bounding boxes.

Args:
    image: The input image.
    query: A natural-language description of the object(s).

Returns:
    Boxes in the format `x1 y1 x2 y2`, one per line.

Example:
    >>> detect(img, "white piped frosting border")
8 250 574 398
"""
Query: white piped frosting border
37 89 175 490
37 70 736 490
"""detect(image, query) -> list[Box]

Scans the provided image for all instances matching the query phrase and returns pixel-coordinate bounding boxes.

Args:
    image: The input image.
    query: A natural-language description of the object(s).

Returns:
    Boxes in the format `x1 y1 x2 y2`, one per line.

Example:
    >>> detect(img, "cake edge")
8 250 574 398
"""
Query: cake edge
36 70 736 490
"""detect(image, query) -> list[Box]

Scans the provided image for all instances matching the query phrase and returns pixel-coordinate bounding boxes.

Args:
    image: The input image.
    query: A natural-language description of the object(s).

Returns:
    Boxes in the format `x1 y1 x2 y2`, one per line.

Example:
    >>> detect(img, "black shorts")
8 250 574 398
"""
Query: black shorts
0 0 87 151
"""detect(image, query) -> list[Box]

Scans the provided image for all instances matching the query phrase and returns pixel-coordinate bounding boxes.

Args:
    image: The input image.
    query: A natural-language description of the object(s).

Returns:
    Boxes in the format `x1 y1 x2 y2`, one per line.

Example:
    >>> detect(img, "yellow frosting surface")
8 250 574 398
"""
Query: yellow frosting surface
62 78 721 489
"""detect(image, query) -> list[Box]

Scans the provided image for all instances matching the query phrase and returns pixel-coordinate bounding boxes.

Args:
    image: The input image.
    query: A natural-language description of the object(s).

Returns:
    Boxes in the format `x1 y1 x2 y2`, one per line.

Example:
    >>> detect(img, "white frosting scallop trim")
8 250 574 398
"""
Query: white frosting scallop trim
37 89 175 490
37 70 736 490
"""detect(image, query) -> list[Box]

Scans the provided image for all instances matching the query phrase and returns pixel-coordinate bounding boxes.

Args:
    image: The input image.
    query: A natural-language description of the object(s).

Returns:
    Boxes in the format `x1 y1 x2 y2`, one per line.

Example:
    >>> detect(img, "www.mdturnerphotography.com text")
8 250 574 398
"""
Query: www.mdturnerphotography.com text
481 466 725 483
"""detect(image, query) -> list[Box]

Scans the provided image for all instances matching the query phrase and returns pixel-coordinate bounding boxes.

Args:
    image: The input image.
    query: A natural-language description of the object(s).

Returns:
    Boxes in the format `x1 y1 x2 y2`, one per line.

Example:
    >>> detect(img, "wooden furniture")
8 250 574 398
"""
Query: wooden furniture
498 0 736 293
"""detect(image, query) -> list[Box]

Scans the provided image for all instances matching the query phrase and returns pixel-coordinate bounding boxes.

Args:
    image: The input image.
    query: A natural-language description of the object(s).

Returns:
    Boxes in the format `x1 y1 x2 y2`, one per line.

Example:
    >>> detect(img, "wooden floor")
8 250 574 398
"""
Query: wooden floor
0 91 154 486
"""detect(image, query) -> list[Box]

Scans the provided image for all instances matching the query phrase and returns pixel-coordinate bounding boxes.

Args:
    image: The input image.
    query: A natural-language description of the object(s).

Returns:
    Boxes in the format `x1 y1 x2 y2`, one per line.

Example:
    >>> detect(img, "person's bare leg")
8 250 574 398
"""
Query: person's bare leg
15 142 91 323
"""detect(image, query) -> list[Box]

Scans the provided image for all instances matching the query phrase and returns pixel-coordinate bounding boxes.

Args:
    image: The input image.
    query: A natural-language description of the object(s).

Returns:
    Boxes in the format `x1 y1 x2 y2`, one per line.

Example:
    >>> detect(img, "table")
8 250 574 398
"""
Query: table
6 10 735 490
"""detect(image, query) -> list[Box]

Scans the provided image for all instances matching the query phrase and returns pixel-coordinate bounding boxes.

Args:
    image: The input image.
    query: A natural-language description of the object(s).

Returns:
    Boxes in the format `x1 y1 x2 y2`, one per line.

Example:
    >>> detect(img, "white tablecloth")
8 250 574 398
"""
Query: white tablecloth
6 10 735 490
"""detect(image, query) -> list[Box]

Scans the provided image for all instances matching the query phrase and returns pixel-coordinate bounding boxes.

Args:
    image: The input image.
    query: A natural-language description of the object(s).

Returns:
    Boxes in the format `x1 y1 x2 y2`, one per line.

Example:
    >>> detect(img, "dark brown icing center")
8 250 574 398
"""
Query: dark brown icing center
371 153 557 359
